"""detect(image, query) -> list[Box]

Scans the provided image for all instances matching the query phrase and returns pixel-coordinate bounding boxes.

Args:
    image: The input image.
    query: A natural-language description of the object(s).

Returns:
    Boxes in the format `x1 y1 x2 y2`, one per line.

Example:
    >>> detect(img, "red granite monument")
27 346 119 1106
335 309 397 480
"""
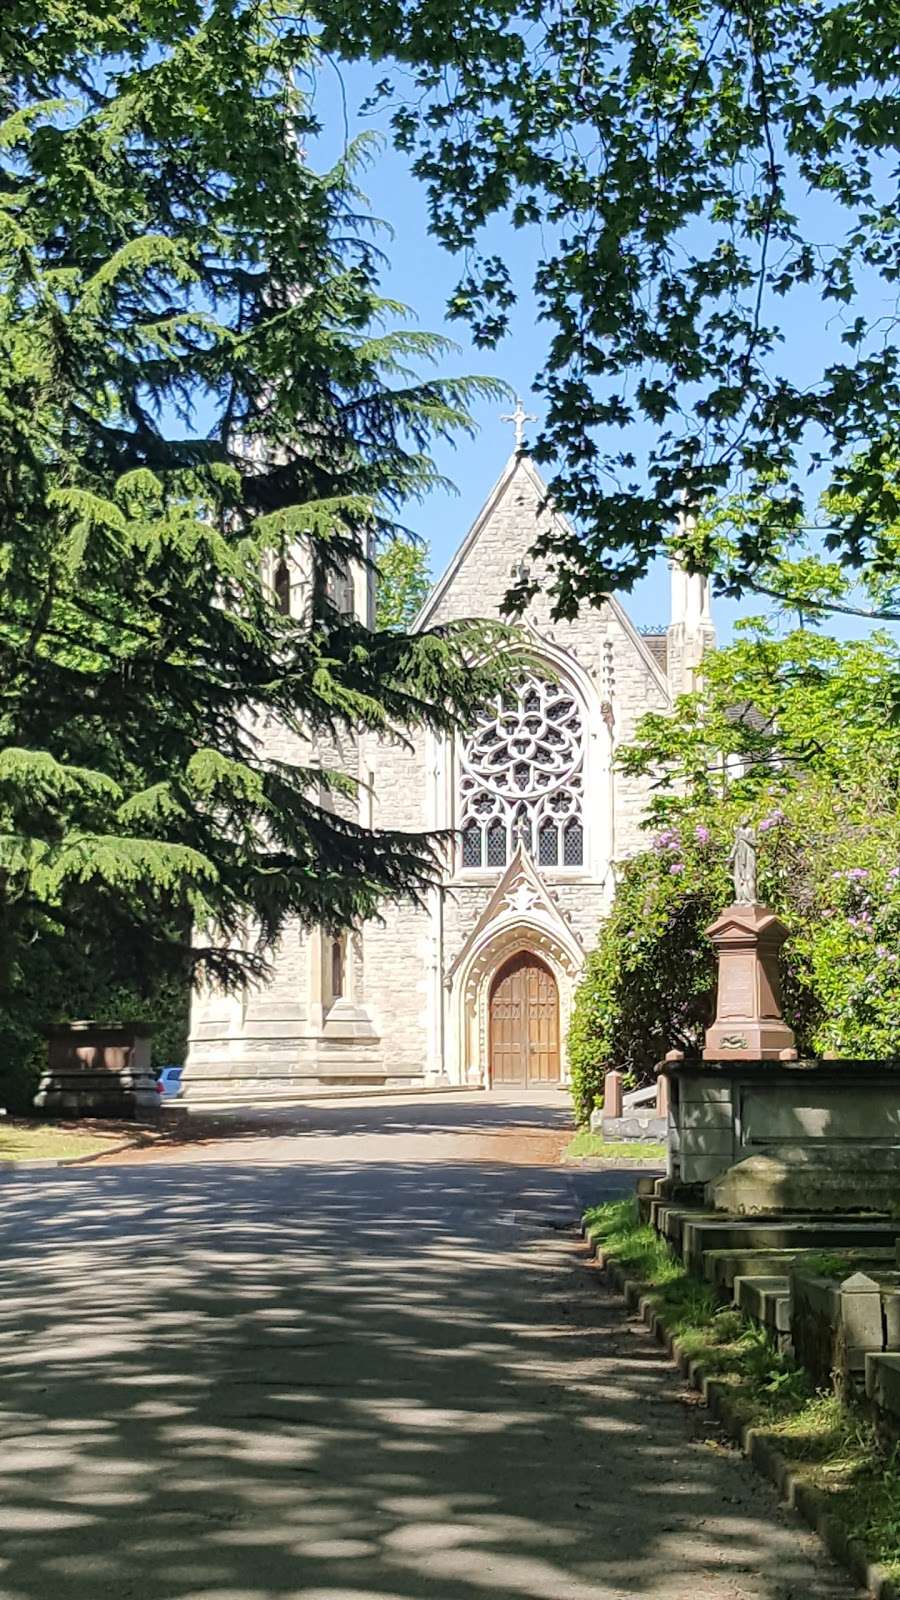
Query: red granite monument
703 823 797 1060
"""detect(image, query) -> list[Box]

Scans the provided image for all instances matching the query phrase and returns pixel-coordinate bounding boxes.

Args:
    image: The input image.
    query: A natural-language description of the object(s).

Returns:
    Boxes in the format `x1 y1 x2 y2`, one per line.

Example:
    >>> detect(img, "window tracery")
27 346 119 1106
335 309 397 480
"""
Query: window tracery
459 675 585 870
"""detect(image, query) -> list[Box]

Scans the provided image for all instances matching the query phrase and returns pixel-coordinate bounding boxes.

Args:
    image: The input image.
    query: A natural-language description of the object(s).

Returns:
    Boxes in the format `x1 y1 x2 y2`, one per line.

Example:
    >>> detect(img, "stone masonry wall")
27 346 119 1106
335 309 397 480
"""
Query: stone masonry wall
185 451 700 1099
352 728 433 1078
427 455 670 870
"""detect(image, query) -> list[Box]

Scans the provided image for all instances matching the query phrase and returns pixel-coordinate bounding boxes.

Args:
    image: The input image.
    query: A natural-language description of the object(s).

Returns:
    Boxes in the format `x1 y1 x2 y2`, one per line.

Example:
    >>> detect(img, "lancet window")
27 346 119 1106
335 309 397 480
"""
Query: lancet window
459 674 585 870
273 559 291 616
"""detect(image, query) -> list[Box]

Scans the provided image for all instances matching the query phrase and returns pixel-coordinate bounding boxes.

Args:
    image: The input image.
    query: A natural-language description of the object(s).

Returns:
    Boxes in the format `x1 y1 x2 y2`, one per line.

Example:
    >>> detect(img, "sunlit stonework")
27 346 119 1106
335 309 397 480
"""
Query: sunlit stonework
184 447 713 1099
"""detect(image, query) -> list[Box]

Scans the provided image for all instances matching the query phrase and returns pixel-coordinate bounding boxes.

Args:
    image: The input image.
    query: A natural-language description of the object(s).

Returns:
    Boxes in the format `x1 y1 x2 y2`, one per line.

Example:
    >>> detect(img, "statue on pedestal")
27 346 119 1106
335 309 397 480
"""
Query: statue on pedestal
701 823 796 1059
729 821 757 905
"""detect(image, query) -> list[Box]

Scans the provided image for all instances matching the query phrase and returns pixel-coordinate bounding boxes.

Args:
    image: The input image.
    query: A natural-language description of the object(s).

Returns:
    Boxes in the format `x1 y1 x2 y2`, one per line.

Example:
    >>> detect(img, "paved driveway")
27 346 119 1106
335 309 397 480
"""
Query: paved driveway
0 1091 858 1599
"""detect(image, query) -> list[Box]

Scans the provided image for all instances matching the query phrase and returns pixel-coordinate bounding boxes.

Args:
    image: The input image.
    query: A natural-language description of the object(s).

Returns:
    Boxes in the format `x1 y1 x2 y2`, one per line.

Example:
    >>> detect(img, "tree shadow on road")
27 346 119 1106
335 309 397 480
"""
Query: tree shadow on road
0 1160 855 1599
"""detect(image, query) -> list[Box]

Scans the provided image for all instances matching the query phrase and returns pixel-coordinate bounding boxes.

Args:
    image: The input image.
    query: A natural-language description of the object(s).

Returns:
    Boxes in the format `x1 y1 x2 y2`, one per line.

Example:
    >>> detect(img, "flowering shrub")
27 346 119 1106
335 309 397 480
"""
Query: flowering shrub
569 788 900 1121
775 793 900 1060
568 625 900 1121
568 828 729 1122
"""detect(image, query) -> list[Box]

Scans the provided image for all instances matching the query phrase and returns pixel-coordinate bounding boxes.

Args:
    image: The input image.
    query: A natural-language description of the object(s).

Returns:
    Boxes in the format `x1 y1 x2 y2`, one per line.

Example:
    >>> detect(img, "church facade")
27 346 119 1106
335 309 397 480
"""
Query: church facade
181 449 713 1104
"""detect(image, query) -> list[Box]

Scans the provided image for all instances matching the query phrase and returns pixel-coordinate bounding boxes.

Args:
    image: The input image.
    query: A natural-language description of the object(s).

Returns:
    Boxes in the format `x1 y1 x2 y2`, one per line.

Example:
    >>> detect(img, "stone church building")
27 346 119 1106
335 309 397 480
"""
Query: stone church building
182 445 713 1104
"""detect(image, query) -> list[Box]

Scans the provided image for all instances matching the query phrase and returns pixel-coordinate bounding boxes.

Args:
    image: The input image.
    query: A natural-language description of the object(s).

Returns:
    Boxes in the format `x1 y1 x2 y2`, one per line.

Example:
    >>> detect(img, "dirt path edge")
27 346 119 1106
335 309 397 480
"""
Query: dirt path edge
584 1226 899 1600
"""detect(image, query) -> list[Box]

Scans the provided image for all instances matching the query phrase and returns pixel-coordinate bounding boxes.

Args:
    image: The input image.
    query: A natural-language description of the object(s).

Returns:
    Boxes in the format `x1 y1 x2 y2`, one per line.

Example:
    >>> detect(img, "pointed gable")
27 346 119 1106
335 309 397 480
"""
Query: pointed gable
413 452 671 698
413 452 546 631
445 846 581 983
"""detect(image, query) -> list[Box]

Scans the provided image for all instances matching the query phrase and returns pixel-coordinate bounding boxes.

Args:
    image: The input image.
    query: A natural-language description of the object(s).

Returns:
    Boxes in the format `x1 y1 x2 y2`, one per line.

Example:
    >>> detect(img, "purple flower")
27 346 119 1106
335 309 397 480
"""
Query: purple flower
694 825 710 845
669 862 685 876
758 810 785 833
654 828 681 852
847 868 870 881
889 866 900 882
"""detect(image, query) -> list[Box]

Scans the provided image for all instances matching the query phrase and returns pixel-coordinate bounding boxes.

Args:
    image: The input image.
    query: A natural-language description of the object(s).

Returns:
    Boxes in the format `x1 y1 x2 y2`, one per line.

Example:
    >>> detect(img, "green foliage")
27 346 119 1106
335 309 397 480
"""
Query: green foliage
800 1253 852 1281
375 535 432 629
318 0 900 622
0 2 516 1012
569 622 900 1119
568 834 728 1121
563 1129 666 1163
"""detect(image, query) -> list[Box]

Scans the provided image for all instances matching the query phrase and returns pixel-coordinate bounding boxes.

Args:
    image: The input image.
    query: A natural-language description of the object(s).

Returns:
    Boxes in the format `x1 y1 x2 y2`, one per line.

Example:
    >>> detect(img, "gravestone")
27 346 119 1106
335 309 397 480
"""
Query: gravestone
703 904 797 1059
36 1021 160 1119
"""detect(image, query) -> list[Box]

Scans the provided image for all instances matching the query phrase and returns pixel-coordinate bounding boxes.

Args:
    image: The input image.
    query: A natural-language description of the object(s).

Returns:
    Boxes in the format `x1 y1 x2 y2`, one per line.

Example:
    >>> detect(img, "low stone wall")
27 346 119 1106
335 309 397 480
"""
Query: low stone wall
595 1070 667 1144
599 1112 667 1143
866 1353 900 1446
791 1269 889 1398
663 1058 900 1192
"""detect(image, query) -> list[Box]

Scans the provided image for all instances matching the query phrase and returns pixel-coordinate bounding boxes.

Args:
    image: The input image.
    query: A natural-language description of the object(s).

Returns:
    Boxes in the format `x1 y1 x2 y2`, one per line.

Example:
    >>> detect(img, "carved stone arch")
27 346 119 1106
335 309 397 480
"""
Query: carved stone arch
451 913 582 1086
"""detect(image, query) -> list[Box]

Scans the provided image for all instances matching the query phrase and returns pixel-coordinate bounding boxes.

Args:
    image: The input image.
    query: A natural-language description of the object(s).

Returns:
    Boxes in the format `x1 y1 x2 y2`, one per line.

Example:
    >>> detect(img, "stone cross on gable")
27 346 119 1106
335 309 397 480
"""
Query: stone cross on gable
501 396 537 451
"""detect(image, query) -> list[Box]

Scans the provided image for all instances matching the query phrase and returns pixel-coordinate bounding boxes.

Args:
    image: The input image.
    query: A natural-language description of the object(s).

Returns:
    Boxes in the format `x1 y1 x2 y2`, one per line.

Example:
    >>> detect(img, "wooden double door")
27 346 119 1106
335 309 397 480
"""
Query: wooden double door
489 952 560 1085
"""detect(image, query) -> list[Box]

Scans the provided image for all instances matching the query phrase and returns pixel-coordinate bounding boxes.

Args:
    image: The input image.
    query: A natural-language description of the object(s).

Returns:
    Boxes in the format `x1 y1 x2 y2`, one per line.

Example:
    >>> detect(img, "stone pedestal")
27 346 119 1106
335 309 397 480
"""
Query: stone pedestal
703 902 796 1059
36 1022 160 1119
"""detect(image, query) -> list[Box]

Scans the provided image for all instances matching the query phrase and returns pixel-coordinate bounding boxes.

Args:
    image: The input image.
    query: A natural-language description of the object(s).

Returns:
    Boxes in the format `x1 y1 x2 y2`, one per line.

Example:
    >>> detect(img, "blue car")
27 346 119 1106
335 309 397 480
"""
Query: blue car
155 1065 184 1099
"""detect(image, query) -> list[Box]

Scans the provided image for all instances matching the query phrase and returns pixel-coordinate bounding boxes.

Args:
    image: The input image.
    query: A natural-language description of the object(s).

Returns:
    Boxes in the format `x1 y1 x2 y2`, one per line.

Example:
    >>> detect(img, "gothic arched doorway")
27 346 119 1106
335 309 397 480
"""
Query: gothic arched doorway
489 952 560 1086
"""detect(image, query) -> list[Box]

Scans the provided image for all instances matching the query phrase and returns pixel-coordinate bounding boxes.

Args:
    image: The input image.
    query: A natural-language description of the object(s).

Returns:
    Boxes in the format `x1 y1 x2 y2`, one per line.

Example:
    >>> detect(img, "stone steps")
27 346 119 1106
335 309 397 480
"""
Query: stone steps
732 1274 791 1339
700 1244 896 1292
653 1205 900 1268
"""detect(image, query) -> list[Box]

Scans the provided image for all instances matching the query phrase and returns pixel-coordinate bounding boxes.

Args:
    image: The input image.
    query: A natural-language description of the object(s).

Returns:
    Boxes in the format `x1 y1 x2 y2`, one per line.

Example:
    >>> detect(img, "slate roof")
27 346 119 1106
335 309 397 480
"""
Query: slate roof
724 700 770 734
641 632 668 674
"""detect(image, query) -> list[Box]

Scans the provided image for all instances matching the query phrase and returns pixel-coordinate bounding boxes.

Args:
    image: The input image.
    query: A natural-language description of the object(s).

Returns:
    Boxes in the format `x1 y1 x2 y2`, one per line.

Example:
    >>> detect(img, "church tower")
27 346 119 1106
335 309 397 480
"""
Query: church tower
666 532 715 696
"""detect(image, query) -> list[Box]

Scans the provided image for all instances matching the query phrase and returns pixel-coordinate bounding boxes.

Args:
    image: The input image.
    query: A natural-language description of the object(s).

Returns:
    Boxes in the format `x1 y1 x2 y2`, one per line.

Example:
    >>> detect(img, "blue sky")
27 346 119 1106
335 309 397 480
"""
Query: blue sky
308 57 892 646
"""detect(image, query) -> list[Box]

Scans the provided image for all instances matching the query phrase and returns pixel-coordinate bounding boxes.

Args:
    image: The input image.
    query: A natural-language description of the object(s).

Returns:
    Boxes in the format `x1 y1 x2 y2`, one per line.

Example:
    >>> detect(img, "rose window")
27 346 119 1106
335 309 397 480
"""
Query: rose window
459 676 585 869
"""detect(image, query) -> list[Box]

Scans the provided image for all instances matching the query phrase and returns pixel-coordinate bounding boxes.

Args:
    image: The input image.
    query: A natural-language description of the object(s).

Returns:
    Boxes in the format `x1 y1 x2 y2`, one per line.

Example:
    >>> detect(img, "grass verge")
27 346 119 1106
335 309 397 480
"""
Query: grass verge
0 1121 126 1161
585 1197 900 1586
565 1129 666 1163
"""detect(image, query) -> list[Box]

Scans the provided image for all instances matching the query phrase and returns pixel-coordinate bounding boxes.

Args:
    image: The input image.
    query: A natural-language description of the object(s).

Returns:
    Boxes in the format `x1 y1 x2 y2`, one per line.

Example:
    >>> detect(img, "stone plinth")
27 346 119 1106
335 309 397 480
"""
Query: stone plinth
710 1146 900 1215
701 902 791 1062
36 1022 159 1120
604 1070 623 1118
704 902 796 1059
661 1057 900 1192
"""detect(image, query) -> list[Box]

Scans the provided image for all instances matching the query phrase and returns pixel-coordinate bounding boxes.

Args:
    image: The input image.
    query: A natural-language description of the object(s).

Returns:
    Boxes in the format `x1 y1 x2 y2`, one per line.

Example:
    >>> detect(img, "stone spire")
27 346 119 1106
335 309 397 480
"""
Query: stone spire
666 511 715 695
